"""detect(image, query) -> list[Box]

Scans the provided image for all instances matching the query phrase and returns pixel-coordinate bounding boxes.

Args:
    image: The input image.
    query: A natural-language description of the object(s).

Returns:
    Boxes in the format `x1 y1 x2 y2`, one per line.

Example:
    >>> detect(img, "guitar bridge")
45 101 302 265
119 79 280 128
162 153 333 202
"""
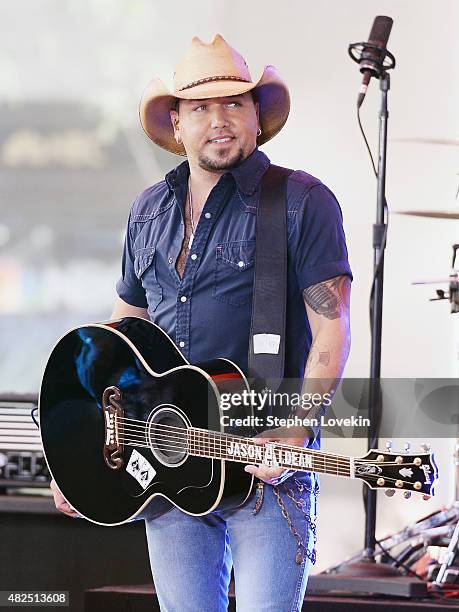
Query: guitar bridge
102 386 124 470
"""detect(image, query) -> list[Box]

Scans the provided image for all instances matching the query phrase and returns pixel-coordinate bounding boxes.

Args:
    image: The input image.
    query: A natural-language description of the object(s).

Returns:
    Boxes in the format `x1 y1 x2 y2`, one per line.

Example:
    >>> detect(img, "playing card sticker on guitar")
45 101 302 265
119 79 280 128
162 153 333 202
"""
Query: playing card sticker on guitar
126 450 156 490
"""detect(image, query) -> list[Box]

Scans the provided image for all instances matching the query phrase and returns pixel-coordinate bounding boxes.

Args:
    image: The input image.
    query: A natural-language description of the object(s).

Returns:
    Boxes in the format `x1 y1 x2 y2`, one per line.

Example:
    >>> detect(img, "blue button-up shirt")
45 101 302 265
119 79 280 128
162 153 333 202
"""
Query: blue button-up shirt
116 148 352 381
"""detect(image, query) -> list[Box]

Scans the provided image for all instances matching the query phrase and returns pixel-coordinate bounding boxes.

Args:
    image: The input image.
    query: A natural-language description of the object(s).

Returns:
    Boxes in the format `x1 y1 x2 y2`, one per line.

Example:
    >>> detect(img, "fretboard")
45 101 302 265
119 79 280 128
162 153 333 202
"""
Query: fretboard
188 428 352 478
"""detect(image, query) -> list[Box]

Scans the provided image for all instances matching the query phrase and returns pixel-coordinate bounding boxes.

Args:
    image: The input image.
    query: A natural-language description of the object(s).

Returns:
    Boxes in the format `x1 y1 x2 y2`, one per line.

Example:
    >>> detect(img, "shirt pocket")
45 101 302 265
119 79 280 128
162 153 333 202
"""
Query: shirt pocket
213 240 255 307
133 247 163 312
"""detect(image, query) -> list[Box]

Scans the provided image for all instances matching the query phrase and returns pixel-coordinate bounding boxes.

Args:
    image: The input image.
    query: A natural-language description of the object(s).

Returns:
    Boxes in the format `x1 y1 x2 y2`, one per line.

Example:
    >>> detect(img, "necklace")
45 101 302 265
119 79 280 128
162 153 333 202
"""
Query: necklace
188 176 195 250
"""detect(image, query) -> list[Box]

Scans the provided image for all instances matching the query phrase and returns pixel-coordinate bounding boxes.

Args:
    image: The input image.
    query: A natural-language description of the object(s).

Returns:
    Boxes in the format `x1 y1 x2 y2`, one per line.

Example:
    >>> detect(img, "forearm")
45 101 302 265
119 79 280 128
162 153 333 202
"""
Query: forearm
301 320 350 399
294 275 352 437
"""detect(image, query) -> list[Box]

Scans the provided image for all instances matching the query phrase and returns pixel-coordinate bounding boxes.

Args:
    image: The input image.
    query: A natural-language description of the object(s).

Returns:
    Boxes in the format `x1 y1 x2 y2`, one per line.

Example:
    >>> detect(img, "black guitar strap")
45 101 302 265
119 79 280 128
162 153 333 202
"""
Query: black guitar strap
248 164 294 394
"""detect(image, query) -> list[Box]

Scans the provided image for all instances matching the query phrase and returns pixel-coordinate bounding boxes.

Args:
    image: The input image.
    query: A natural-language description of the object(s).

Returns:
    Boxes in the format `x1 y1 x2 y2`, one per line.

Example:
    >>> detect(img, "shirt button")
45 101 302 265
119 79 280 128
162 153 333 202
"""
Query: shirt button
190 253 198 260
168 257 173 264
180 296 187 302
204 212 212 219
179 341 185 348
237 260 245 268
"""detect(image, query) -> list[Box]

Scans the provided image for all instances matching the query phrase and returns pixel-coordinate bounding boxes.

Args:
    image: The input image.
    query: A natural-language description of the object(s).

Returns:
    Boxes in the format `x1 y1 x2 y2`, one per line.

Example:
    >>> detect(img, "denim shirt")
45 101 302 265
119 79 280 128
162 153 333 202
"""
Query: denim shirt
116 148 352 384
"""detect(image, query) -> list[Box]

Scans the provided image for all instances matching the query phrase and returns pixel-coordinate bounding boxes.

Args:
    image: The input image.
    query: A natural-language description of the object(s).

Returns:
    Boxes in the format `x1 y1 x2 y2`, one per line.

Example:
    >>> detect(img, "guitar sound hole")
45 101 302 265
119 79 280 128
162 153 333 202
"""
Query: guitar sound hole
147 406 189 466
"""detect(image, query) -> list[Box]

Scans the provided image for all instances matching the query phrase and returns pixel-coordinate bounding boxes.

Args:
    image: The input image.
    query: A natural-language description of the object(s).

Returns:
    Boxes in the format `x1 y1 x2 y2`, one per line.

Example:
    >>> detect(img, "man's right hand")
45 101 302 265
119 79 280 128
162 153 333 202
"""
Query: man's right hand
50 479 80 518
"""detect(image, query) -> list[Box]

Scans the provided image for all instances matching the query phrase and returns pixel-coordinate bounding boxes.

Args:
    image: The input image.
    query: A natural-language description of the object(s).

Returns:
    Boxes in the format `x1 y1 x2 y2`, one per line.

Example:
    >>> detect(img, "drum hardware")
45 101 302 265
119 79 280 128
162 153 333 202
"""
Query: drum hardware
396 210 459 220
412 245 459 314
392 137 459 147
434 517 459 585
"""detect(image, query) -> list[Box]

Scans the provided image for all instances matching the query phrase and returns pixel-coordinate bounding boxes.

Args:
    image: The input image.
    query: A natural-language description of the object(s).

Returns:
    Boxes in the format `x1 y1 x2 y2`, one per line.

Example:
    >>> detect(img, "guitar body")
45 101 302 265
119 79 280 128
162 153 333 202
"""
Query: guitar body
39 317 254 526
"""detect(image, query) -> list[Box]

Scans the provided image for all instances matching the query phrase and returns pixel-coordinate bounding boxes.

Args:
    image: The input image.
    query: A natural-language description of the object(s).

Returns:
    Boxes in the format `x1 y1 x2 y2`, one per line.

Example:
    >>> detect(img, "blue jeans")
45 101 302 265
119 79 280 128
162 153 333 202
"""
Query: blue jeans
144 479 318 611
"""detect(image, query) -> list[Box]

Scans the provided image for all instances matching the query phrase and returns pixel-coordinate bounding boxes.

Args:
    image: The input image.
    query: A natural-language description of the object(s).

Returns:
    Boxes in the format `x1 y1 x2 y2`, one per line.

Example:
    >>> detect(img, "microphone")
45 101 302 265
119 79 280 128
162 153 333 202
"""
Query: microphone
349 16 394 108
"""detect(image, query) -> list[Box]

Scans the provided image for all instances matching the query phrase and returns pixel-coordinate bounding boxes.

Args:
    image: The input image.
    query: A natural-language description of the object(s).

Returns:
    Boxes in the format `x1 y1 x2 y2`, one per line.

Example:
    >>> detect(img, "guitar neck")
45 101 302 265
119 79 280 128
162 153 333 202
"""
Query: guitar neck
188 428 352 478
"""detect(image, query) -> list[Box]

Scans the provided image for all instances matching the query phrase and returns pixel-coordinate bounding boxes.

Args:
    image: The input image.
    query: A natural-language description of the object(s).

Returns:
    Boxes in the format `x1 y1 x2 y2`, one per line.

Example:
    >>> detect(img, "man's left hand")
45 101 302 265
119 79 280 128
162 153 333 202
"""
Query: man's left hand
244 426 310 486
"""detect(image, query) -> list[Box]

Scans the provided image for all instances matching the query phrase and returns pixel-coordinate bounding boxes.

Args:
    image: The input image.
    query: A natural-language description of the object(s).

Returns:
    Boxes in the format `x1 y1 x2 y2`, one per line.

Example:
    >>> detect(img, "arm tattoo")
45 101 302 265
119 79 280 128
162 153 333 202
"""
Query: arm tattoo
304 347 331 375
303 276 350 320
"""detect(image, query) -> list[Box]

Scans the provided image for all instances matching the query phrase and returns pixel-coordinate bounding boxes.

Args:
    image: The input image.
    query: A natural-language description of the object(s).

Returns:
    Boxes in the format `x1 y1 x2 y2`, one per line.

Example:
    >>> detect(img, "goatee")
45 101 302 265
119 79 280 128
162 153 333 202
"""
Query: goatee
198 147 245 173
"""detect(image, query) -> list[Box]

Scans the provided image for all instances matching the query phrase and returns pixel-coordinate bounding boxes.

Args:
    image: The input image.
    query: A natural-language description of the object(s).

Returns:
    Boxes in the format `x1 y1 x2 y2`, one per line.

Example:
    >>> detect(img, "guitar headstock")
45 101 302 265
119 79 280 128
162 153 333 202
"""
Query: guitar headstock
354 443 438 498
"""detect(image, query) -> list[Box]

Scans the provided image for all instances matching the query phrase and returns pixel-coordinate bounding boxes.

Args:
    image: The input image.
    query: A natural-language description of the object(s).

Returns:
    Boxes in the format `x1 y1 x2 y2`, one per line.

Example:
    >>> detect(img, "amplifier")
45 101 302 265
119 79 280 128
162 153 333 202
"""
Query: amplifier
0 395 50 487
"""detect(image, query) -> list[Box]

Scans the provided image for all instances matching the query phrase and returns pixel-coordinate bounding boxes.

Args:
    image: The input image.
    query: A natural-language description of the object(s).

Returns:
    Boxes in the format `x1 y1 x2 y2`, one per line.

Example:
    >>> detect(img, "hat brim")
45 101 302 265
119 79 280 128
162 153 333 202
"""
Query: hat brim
139 65 290 156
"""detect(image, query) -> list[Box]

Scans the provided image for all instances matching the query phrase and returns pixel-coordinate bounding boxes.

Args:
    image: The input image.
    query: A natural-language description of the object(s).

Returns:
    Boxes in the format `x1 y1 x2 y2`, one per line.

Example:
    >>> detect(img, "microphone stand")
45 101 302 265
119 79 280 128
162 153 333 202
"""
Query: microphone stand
362 71 398 570
307 28 433 596
334 71 403 581
346 31 397 573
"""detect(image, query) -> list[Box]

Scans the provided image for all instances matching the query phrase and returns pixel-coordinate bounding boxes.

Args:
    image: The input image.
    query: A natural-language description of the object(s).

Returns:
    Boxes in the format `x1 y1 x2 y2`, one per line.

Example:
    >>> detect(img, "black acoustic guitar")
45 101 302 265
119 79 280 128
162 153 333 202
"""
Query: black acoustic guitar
39 317 438 526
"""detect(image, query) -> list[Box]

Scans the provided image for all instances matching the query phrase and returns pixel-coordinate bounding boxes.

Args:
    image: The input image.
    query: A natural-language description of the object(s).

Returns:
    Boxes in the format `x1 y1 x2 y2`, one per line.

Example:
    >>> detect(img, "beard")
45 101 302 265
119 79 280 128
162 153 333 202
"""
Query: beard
198 144 245 172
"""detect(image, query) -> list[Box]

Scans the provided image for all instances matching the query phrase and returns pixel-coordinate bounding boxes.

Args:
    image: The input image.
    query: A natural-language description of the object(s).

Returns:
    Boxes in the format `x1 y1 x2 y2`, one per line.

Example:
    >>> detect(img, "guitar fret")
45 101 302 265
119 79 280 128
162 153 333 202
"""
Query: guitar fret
187 430 351 478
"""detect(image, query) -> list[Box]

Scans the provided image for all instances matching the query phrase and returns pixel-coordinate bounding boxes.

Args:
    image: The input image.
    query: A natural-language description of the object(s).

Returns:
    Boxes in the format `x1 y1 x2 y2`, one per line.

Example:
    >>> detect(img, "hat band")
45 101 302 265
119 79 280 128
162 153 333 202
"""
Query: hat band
178 75 251 92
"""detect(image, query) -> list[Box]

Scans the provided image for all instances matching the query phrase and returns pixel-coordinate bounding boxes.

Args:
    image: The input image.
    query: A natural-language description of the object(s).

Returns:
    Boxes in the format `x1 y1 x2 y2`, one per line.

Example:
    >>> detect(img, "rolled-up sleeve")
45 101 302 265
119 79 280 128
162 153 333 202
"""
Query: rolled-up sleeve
292 183 352 290
115 207 148 308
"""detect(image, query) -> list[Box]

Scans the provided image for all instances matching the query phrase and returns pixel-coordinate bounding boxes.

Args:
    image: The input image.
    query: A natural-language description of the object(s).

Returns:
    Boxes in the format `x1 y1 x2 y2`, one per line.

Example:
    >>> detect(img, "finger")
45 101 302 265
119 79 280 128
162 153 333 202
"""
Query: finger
247 471 279 485
58 505 80 518
50 482 79 517
253 427 286 441
57 500 74 512
252 437 276 444
245 464 283 483
245 469 271 484
56 499 80 517
253 429 279 439
263 466 284 479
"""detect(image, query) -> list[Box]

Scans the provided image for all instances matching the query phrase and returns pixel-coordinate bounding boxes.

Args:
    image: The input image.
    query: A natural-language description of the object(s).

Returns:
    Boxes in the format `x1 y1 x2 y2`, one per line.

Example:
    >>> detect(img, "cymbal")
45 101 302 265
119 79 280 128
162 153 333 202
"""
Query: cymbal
412 275 457 285
396 210 459 220
392 137 459 146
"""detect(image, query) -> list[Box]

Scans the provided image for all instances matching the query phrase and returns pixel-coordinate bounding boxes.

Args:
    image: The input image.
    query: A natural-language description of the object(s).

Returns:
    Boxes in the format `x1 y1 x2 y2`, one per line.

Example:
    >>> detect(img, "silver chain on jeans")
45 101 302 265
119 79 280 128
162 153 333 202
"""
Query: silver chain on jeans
252 477 317 565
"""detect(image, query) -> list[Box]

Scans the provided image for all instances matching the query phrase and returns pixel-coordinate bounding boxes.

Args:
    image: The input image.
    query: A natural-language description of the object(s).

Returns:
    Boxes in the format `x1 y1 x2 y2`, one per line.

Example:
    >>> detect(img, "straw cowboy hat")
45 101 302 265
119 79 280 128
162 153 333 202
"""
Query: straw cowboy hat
139 34 290 156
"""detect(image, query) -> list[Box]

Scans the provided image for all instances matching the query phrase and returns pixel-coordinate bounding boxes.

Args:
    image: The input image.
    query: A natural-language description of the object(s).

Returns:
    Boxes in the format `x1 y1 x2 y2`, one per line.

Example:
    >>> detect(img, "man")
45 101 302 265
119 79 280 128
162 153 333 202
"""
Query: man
52 34 351 610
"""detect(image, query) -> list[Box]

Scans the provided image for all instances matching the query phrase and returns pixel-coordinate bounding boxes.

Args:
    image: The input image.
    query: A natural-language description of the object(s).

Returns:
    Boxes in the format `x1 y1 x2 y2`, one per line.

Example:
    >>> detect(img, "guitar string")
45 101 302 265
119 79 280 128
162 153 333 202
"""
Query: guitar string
118 441 354 477
114 416 433 486
115 417 359 468
118 438 428 487
119 426 185 442
116 430 353 472
114 418 428 485
120 424 431 483
117 437 352 477
116 415 358 460
118 415 355 452
115 431 426 481
117 416 429 466
118 434 426 473
117 434 423 471
117 427 355 470
115 421 422 472
118 427 348 465
110 409 430 487
118 440 426 488
118 421 353 460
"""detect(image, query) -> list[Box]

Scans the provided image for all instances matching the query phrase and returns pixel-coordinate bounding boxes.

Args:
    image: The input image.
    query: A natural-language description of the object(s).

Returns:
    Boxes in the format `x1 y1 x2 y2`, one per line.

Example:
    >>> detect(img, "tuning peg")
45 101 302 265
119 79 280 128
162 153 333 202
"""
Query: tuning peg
403 491 412 499
421 443 431 452
385 489 395 497
386 440 393 451
404 441 411 452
